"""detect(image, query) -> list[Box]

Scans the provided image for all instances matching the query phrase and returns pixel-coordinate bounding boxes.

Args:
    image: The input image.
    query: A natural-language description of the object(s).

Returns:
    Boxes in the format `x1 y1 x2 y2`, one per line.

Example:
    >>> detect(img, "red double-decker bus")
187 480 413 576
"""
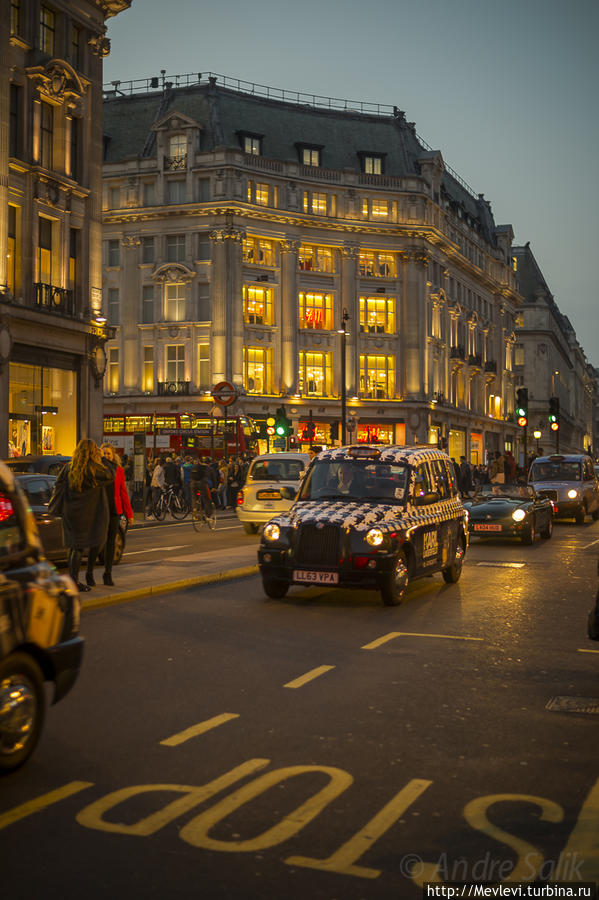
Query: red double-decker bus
103 413 257 459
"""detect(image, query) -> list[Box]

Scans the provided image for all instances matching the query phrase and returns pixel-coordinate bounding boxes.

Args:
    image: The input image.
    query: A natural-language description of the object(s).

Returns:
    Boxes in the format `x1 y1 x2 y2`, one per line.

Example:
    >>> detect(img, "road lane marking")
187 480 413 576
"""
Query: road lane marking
0 781 94 830
582 537 599 550
125 545 190 556
476 561 526 568
284 665 335 688
362 632 484 650
160 713 240 746
578 648 599 654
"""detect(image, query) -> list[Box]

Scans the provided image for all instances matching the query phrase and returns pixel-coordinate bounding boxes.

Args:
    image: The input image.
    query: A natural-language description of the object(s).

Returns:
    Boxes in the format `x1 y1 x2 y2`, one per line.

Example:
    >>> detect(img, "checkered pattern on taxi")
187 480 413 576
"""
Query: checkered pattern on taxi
319 445 451 467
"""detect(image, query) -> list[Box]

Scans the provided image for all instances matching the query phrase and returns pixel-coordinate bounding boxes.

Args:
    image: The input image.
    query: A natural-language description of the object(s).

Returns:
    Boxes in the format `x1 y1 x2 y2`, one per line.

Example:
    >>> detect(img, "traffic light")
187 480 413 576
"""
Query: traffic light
330 421 339 442
266 416 276 436
516 387 528 427
549 396 560 431
274 405 292 437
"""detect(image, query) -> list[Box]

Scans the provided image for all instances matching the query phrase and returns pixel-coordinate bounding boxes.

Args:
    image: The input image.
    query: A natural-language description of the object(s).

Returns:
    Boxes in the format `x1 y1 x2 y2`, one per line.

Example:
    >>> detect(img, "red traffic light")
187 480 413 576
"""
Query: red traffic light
550 421 559 432
266 426 275 435
517 415 528 427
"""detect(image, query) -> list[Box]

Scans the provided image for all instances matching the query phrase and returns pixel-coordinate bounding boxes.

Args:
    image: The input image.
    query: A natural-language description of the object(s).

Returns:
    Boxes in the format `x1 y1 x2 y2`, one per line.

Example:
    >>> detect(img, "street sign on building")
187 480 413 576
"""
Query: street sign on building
211 381 238 407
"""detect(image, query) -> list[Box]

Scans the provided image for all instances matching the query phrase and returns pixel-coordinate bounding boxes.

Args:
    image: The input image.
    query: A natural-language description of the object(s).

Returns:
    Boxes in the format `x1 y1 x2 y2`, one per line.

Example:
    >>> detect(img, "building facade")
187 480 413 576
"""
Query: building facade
0 0 130 458
101 73 523 464
512 244 594 458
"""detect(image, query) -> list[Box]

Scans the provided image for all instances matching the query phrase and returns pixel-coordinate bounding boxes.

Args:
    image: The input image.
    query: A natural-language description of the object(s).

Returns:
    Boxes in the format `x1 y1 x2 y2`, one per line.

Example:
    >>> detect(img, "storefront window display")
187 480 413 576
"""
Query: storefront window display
8 361 77 457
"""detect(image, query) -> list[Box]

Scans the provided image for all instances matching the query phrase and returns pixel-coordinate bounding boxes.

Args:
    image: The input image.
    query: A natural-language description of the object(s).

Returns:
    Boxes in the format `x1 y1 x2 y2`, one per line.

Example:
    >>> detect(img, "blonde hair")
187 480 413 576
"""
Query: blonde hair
100 443 121 466
68 439 106 492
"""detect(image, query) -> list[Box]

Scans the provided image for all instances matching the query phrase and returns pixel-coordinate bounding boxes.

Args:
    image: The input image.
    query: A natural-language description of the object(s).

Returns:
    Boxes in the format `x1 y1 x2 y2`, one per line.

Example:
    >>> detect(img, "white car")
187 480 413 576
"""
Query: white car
236 452 311 534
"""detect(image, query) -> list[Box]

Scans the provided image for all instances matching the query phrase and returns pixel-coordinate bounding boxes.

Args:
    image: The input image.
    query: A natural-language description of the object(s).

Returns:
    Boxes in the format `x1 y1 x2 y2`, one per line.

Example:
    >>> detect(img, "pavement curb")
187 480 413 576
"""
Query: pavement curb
82 564 259 611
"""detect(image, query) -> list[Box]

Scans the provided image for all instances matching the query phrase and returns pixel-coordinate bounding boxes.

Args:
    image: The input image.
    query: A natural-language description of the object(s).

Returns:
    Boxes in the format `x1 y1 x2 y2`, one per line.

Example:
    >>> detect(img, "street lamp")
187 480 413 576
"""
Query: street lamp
338 308 350 445
533 429 542 453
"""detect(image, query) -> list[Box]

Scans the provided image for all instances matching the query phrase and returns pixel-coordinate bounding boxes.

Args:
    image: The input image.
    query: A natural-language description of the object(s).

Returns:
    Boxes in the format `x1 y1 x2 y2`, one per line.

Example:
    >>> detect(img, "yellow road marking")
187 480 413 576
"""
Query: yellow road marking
362 632 484 649
0 781 94 830
284 665 335 689
578 648 599 654
160 713 240 747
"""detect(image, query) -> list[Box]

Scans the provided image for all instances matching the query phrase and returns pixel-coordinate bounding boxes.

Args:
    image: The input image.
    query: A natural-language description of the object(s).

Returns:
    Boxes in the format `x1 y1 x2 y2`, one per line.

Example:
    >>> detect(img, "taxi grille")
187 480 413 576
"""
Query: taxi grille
295 524 341 567
536 489 558 502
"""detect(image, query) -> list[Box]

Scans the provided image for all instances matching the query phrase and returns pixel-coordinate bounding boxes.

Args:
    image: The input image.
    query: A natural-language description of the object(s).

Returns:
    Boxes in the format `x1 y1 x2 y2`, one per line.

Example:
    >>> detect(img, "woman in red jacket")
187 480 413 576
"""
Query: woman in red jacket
99 443 134 586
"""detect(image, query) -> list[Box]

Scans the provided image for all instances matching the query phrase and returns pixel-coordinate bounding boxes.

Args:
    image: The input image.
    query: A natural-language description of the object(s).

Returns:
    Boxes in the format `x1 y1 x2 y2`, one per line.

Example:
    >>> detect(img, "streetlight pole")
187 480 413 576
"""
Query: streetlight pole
339 308 350 445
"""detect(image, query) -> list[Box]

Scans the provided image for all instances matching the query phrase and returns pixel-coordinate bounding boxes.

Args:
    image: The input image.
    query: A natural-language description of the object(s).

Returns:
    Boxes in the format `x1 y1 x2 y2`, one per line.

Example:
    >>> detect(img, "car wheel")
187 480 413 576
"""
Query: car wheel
442 538 465 584
540 515 553 540
522 519 535 544
243 523 259 535
0 653 45 773
262 576 289 599
575 506 586 525
380 551 409 606
113 530 124 565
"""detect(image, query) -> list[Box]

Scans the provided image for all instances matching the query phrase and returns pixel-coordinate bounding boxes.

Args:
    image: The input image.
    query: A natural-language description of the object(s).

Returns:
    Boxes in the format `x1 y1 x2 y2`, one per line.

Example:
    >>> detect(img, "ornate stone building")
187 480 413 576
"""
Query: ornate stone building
512 243 595 457
101 72 523 463
0 0 130 458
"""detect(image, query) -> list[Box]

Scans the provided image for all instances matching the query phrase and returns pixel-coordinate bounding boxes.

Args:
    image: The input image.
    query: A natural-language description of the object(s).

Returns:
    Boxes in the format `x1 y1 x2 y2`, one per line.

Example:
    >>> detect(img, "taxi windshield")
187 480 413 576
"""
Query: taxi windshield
529 461 581 482
298 459 408 503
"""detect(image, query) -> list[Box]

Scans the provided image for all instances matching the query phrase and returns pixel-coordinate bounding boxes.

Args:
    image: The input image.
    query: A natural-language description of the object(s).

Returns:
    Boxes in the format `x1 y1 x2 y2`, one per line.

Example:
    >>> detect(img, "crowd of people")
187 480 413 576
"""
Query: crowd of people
48 438 134 592
144 454 252 518
453 449 534 496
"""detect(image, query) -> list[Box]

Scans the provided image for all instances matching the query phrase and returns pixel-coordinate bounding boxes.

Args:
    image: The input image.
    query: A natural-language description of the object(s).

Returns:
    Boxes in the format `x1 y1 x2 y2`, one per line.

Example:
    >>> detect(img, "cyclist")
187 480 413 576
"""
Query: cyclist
190 457 215 518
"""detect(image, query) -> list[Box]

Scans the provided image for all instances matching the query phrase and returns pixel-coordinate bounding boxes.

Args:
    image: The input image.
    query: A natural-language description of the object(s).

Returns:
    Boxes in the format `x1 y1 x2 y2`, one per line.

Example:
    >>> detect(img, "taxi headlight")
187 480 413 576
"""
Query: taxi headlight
567 489 578 499
263 522 281 542
366 527 384 547
512 508 526 522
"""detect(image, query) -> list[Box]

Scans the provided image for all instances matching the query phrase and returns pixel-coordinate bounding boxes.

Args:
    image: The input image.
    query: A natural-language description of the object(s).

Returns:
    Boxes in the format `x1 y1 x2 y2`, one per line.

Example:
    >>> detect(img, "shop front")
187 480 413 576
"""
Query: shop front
448 428 466 461
470 431 484 466
8 356 78 457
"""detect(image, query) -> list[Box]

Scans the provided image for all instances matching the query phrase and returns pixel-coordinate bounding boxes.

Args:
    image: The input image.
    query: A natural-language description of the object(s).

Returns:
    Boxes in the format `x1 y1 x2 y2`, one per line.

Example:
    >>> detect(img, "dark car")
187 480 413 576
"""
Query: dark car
16 473 127 565
258 445 468 606
3 455 71 476
528 454 599 524
464 484 553 544
0 460 84 771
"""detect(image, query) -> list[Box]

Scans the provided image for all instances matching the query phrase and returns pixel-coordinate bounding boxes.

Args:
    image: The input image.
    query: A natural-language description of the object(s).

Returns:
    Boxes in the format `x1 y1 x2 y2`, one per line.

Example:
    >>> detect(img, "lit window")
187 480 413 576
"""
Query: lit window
142 346 154 392
303 191 328 215
243 135 262 155
359 355 395 399
69 227 79 290
165 282 186 321
514 344 524 367
10 0 20 35
243 237 273 266
302 147 321 166
107 348 119 393
298 352 332 398
362 198 389 218
243 347 272 394
198 344 210 389
298 245 334 273
298 292 333 330
359 296 396 334
40 6 55 55
358 251 395 277
38 217 52 284
169 134 186 158
243 285 273 325
166 345 185 382
362 155 384 175
255 183 269 206
7 206 18 294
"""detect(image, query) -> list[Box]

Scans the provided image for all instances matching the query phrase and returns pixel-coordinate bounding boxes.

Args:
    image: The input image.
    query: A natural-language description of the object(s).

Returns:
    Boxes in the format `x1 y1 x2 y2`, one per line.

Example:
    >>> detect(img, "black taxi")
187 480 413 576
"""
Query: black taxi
0 460 84 772
258 445 468 606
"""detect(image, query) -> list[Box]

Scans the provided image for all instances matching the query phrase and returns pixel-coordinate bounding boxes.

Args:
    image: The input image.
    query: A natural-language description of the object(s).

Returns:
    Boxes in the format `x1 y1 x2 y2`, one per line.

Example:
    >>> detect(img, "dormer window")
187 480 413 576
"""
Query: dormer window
296 143 323 167
166 134 187 171
358 152 386 175
238 132 263 156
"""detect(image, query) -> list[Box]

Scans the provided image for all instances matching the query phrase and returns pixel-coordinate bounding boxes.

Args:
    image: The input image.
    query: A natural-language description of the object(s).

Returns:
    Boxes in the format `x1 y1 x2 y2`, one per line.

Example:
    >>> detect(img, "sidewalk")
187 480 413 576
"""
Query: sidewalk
128 508 238 529
82 509 258 611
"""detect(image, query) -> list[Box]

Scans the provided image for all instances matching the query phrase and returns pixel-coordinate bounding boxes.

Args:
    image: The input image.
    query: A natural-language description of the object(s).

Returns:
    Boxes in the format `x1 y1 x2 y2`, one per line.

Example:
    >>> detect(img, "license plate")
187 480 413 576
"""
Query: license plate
257 490 281 500
293 570 339 585
473 523 503 532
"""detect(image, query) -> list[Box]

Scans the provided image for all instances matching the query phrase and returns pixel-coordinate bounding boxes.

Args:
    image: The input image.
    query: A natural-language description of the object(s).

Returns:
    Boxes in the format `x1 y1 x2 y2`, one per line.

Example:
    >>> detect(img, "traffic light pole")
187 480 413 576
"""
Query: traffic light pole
339 309 349 445
522 423 527 469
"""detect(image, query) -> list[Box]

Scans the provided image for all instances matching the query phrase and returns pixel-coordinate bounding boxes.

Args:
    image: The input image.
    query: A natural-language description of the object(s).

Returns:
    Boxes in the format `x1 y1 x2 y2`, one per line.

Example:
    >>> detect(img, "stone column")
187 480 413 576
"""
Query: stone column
340 246 358 396
209 225 244 384
279 239 299 394
121 234 141 391
403 250 429 399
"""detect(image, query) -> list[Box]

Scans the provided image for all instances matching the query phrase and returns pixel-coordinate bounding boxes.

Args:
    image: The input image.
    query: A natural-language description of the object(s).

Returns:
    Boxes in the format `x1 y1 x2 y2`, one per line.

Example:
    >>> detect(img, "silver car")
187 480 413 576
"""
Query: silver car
236 452 311 534
528 453 599 524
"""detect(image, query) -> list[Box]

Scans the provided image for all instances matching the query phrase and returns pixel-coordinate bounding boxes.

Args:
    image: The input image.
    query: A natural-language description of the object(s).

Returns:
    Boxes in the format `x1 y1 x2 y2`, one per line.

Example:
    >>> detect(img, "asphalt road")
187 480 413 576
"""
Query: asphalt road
122 511 259 563
2 519 598 899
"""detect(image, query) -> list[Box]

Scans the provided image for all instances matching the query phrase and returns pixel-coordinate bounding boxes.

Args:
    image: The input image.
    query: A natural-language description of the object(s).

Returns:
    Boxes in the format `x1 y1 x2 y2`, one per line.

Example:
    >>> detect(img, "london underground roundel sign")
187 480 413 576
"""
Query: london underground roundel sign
211 381 237 407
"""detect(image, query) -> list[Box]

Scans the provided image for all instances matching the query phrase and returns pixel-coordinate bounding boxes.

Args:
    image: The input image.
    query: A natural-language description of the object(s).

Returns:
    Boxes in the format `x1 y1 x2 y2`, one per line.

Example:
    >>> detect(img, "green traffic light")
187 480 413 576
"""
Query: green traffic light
275 425 286 436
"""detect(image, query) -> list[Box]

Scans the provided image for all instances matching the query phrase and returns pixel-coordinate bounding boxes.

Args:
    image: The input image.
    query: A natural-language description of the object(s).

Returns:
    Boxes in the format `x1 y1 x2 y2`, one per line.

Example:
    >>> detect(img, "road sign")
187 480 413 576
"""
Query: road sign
273 438 287 449
211 381 237 407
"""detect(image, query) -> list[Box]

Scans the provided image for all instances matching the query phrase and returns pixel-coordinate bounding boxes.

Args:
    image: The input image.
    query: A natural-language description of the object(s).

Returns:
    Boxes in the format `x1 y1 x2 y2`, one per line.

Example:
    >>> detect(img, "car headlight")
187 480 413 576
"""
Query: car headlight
567 489 578 499
366 527 384 547
512 508 526 522
263 522 281 542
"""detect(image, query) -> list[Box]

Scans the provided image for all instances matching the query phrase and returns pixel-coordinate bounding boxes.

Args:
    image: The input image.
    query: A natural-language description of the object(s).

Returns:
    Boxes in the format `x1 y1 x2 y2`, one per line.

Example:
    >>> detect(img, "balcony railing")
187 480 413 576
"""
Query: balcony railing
164 154 187 171
157 380 190 396
484 359 497 373
34 283 75 317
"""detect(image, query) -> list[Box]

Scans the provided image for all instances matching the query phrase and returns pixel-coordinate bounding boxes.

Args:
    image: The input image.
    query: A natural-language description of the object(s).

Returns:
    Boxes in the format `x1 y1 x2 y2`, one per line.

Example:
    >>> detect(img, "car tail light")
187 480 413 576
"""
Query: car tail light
0 493 15 523
237 493 244 505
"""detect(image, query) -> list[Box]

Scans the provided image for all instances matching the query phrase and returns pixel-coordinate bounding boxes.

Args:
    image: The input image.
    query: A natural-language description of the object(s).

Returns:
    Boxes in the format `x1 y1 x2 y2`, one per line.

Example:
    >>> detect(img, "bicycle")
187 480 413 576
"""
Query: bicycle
153 484 189 521
191 487 216 531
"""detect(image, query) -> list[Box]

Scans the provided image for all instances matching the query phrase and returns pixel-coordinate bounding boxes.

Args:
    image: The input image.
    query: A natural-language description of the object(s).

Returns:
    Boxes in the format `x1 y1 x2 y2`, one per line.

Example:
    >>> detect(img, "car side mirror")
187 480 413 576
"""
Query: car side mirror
280 486 297 501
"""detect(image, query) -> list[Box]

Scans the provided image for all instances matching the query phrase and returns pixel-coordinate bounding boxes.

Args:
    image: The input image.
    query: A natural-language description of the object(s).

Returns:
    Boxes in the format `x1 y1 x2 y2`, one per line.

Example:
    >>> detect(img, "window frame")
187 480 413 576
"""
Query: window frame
298 351 333 398
243 346 272 394
242 284 274 326
166 344 186 383
359 296 396 334
40 5 55 55
165 282 186 322
359 354 396 400
298 292 334 331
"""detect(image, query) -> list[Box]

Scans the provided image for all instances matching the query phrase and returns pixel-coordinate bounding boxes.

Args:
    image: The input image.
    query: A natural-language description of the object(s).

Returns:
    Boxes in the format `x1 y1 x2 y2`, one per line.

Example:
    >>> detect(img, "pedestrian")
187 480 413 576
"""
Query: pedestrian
182 455 194 509
144 457 155 518
216 459 228 509
123 453 135 499
488 451 505 485
48 438 114 592
100 443 134 586
163 455 182 495
505 450 517 483
459 456 473 496
150 457 165 512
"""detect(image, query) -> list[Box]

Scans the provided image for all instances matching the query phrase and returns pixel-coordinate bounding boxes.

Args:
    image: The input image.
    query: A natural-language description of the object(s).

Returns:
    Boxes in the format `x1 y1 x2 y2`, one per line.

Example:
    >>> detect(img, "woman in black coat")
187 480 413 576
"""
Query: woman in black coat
51 438 115 592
